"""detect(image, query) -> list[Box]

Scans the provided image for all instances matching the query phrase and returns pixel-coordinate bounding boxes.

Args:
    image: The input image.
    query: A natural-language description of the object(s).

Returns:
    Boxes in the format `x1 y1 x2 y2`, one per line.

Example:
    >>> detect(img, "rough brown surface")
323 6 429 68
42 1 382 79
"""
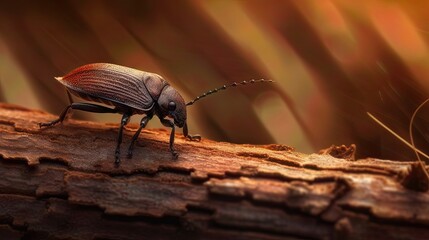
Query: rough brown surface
0 103 428 240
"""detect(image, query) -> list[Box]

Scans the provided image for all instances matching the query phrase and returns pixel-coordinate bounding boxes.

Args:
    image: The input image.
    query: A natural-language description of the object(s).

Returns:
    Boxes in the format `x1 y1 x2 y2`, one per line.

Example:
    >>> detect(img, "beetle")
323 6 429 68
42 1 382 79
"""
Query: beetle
39 63 273 164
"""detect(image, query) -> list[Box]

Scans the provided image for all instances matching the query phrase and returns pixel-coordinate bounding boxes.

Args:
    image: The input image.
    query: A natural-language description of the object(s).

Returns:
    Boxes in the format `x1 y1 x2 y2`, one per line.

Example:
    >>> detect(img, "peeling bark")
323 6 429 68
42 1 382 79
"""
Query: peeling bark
0 103 428 240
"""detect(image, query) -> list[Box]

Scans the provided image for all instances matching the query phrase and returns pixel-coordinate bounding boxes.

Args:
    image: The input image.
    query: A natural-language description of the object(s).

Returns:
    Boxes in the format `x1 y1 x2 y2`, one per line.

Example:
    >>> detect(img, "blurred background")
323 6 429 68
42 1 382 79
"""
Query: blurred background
1 0 429 161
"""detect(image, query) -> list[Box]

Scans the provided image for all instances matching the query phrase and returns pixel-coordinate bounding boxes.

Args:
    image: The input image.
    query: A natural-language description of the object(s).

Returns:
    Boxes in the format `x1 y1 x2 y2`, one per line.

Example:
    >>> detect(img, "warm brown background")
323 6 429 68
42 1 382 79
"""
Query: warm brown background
1 0 429 161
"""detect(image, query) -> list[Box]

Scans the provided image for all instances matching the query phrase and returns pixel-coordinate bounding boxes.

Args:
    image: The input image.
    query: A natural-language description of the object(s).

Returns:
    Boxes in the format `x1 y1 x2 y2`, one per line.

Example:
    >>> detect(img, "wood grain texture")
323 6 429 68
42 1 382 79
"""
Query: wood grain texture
0 103 428 240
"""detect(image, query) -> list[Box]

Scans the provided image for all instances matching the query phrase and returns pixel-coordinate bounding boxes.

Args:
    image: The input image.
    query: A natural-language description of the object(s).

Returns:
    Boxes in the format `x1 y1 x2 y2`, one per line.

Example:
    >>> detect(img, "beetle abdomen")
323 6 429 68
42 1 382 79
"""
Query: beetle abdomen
56 63 168 112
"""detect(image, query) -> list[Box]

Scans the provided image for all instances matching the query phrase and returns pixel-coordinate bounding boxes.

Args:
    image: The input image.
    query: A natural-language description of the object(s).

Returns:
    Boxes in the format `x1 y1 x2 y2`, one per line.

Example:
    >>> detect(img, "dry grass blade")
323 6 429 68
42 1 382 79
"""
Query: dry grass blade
409 98 429 180
367 112 429 180
409 99 429 160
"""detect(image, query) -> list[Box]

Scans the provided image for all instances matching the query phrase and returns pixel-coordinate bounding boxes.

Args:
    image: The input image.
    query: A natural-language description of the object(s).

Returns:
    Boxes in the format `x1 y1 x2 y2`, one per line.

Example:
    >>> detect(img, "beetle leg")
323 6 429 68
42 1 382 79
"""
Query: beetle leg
39 103 118 127
160 118 178 159
183 122 201 141
115 113 131 165
39 105 72 127
63 90 74 121
127 114 153 159
66 90 74 105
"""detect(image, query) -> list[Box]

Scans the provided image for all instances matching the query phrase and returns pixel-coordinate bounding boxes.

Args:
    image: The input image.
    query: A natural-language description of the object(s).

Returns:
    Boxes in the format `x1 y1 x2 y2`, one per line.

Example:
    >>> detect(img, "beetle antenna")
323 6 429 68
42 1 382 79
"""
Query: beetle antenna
186 79 274 106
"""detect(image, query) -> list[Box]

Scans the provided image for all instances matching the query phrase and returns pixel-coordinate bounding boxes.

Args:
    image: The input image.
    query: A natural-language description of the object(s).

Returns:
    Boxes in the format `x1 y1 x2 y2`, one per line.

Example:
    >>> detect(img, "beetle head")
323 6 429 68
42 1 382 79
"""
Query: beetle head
157 85 187 128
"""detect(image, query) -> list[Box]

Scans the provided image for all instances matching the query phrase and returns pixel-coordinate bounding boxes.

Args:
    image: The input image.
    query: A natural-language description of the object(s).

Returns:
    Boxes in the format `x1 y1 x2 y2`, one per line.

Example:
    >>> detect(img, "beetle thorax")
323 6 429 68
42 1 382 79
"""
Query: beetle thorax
142 73 169 101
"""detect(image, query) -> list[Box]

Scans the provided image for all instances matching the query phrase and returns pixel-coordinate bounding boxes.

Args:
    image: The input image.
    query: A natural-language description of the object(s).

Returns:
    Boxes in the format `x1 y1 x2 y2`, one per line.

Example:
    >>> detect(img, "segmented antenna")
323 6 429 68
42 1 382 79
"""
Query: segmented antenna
186 79 274 106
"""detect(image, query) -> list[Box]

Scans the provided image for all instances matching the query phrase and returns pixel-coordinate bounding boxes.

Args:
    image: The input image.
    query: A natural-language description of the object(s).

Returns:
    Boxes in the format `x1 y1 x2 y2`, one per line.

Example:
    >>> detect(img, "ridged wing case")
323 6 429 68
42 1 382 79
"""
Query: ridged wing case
56 63 168 113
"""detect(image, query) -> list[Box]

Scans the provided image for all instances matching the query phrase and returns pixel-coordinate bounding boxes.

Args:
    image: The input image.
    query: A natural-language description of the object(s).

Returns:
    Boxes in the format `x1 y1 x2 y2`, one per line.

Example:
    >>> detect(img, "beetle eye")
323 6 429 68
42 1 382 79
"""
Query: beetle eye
168 101 176 111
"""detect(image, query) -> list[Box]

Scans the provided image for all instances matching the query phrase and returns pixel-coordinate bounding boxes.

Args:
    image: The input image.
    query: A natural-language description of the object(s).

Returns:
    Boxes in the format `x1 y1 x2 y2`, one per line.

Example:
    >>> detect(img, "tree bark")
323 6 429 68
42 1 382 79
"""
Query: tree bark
0 103 428 240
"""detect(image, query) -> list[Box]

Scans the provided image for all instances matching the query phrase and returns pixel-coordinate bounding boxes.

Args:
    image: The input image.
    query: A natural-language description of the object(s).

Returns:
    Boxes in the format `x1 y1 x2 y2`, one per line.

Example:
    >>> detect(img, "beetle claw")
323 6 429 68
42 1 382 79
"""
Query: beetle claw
39 121 53 128
187 134 201 142
114 158 120 166
127 143 136 159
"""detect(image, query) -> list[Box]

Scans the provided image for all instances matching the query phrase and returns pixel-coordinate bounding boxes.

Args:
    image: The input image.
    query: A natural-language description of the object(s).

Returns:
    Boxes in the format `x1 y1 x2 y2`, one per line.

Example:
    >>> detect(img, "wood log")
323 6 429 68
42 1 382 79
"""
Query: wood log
0 103 428 240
